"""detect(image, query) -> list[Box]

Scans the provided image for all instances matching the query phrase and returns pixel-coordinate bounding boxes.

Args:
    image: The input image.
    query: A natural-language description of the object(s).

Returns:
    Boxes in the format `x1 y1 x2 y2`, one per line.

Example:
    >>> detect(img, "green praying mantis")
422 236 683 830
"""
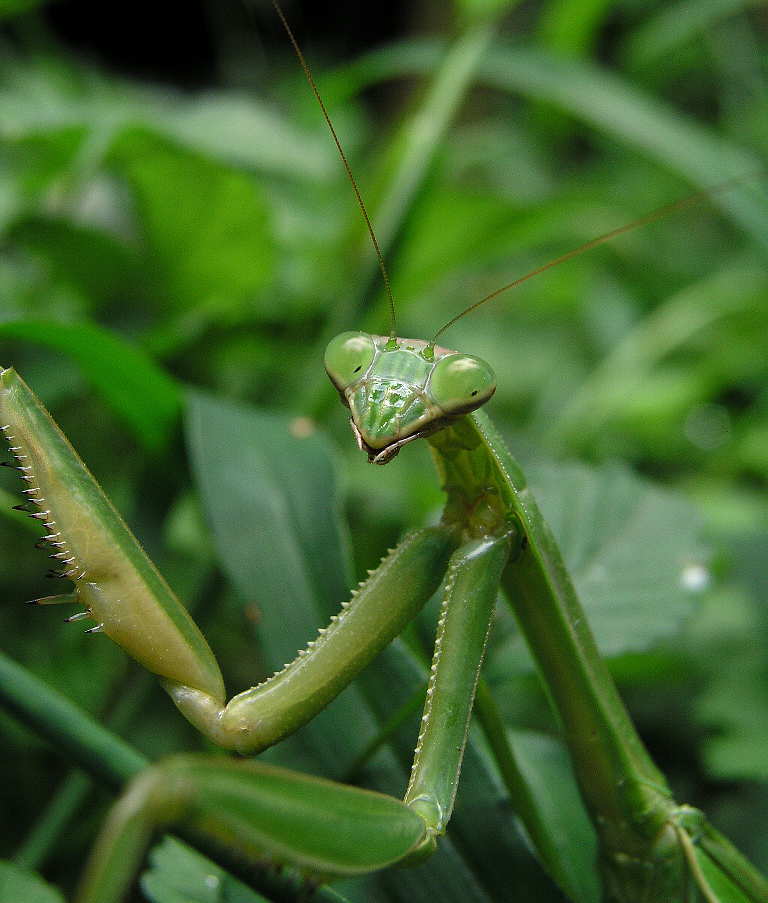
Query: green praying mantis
1 4 768 903
2 319 765 903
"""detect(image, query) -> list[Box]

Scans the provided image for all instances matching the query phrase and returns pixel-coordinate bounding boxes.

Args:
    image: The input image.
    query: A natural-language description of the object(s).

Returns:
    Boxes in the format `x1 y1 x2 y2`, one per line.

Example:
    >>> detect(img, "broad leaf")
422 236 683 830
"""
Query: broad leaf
141 839 270 903
0 862 64 903
108 130 277 313
490 459 709 675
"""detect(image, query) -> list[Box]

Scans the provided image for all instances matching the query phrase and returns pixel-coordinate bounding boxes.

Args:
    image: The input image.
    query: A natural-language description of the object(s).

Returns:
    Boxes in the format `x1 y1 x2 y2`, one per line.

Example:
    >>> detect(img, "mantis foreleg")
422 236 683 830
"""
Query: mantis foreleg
0 366 454 754
74 532 520 902
168 527 454 752
76 755 427 903
2 363 524 898
405 528 516 837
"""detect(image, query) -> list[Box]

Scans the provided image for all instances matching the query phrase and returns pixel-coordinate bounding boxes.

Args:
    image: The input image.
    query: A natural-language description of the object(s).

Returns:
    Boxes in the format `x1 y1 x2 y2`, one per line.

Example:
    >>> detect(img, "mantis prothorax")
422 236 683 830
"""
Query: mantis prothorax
1 4 767 903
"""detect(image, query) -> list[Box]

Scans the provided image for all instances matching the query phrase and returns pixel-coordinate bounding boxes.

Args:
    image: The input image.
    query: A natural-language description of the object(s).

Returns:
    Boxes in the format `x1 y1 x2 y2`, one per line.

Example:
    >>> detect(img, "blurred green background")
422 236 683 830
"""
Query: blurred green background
1 0 767 900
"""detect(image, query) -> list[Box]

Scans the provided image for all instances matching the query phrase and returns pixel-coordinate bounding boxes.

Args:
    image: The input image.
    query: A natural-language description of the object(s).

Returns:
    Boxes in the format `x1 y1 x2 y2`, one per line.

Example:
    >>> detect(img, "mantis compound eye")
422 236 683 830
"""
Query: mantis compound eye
325 331 376 392
428 354 496 415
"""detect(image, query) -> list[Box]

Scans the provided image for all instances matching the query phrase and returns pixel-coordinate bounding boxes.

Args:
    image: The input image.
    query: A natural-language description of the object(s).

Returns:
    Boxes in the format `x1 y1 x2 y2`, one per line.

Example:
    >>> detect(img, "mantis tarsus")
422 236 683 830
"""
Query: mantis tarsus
1 4 767 903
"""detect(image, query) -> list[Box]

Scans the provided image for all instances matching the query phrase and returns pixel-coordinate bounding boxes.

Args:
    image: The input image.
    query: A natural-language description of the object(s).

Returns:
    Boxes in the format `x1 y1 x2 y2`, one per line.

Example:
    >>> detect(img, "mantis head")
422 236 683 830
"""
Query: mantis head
325 331 496 464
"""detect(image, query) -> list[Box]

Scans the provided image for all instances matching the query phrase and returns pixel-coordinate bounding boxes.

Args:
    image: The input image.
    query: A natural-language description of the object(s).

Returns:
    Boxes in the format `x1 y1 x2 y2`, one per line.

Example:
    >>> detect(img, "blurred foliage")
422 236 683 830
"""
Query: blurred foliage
0 0 767 899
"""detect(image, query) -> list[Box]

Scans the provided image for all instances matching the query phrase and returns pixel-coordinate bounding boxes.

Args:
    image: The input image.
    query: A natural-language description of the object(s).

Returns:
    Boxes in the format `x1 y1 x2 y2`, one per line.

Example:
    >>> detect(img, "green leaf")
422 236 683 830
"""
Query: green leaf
329 38 767 247
8 216 136 304
107 129 277 313
0 320 182 453
479 47 767 250
156 95 338 182
532 459 708 654
538 0 615 56
622 0 767 69
696 535 768 781
185 391 353 637
491 460 708 672
548 265 768 455
142 838 357 903
698 644 768 781
504 729 600 903
140 838 272 903
452 0 523 23
0 862 65 903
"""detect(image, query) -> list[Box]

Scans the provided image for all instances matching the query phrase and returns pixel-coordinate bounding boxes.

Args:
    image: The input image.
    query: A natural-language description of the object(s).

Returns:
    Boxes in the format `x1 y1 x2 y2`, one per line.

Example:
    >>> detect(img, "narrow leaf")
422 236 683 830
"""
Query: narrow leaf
0 320 182 453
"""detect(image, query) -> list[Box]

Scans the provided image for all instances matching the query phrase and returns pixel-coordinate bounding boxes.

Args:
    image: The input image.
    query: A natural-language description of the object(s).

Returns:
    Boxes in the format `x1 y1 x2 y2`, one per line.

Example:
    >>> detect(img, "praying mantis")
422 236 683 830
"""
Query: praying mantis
1 2 768 902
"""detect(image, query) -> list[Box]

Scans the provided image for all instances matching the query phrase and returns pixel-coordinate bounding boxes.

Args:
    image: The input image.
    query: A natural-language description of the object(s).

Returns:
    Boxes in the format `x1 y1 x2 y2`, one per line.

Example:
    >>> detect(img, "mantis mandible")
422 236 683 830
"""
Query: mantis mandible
1 4 767 903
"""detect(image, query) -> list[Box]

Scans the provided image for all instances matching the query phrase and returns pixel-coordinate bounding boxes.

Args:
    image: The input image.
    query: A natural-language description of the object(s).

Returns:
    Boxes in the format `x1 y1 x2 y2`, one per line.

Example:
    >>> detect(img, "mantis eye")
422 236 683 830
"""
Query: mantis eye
429 354 496 414
325 331 376 392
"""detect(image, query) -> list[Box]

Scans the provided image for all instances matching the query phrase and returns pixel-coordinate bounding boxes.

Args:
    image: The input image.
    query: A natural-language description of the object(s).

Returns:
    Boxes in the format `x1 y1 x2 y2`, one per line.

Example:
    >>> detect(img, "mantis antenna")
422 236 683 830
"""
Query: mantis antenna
271 2 759 355
271 0 398 341
429 169 760 347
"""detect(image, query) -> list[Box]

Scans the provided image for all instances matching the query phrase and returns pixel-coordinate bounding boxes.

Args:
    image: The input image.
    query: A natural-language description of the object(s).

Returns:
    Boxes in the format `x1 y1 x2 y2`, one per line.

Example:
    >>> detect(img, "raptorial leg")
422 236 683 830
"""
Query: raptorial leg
171 525 456 753
1 366 456 754
77 754 428 903
404 525 517 852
